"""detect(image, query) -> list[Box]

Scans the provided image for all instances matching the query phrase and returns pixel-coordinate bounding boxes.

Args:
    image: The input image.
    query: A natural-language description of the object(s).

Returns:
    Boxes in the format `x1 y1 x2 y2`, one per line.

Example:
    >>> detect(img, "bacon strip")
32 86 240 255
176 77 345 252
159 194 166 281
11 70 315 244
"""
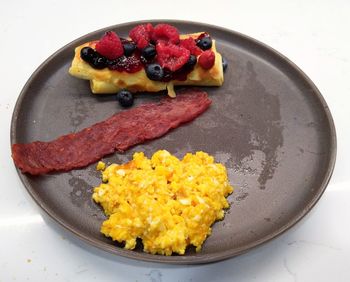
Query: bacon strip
12 89 211 175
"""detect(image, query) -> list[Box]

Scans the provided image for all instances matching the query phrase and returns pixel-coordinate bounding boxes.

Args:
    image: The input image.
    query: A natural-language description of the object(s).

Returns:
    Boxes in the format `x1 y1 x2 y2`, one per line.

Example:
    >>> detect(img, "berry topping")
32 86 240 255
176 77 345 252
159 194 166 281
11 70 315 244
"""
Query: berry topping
141 45 156 60
95 31 124 60
145 64 164 81
129 23 154 49
198 50 215 69
108 55 143 73
184 54 197 69
169 54 198 81
80 47 107 69
116 89 134 107
162 68 173 82
80 47 95 62
123 41 136 57
81 23 221 84
222 56 228 72
91 55 108 69
179 37 202 56
197 32 210 41
156 42 190 72
151 24 180 44
196 33 212 50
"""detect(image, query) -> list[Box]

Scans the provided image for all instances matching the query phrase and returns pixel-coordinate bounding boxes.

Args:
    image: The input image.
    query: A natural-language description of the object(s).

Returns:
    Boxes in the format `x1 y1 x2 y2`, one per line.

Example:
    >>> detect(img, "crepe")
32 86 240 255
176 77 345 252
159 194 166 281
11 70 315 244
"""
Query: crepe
69 33 224 97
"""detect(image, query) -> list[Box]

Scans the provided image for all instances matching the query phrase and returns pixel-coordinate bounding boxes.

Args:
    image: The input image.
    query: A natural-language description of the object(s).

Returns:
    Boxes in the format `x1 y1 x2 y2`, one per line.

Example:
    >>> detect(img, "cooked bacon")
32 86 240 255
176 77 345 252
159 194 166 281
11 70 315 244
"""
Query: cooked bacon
12 89 211 175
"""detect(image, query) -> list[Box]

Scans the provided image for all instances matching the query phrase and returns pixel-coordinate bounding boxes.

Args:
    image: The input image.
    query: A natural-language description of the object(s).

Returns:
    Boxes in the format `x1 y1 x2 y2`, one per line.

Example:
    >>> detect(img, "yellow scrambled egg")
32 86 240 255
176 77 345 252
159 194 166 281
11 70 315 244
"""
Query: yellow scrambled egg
92 150 233 255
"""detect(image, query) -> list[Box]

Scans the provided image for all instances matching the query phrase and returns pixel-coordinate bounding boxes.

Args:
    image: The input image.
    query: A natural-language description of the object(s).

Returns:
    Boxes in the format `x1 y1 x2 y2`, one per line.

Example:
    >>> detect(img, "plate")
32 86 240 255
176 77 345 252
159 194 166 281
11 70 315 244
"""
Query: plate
10 20 336 264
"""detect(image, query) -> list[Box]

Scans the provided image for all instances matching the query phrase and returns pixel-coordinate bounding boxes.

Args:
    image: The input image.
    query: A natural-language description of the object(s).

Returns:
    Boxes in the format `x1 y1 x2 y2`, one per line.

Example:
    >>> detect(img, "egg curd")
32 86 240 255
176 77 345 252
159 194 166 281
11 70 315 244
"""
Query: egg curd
92 150 233 255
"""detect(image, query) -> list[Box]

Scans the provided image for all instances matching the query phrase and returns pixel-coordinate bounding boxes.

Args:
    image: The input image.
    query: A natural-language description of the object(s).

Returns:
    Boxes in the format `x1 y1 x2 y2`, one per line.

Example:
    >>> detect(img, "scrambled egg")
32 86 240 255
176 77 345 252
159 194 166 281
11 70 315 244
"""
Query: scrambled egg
92 150 233 255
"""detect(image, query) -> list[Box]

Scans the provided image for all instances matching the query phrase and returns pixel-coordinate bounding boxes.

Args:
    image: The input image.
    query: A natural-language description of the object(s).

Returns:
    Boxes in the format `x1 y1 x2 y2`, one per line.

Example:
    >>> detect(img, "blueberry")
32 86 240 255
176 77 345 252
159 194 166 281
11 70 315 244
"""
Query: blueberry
162 68 173 82
107 58 117 67
185 55 197 69
116 90 134 107
140 56 150 64
197 36 212 50
80 47 107 69
141 45 156 60
123 42 136 56
80 47 95 62
91 55 107 69
145 64 164 81
222 56 228 72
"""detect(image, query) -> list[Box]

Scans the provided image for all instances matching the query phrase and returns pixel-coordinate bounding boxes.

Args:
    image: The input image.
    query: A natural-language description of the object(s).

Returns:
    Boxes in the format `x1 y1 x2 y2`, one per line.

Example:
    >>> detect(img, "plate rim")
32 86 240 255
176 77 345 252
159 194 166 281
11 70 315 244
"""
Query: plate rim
10 19 337 264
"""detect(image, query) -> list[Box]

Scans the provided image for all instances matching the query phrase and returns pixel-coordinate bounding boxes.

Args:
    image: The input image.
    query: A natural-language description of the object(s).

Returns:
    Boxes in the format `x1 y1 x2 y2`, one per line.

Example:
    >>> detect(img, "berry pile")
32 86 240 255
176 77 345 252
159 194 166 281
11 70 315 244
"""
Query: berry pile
80 23 221 79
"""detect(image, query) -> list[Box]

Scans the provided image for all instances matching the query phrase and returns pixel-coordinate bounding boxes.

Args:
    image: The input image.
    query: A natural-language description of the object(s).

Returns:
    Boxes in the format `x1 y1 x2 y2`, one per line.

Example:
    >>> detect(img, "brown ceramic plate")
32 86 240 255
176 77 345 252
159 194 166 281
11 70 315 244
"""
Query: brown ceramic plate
11 20 336 264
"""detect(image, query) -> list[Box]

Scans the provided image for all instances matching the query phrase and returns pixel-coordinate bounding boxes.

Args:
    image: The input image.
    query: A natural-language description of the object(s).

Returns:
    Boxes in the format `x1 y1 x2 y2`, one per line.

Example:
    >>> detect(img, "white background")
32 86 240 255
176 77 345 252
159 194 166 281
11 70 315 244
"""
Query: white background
1 0 349 281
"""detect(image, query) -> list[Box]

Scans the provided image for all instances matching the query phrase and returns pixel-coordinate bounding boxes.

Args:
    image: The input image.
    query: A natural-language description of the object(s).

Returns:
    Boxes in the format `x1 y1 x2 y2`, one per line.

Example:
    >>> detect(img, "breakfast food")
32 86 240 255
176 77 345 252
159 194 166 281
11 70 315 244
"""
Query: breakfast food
93 150 233 255
11 89 211 175
69 23 224 97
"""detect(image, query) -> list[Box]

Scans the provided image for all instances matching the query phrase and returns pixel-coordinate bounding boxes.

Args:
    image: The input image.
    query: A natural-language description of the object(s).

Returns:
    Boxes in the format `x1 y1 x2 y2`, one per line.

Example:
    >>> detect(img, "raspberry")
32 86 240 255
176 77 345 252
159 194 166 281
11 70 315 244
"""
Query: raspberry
198 50 215 69
151 24 180 44
95 31 123 60
179 37 202 56
156 42 190 72
129 23 154 49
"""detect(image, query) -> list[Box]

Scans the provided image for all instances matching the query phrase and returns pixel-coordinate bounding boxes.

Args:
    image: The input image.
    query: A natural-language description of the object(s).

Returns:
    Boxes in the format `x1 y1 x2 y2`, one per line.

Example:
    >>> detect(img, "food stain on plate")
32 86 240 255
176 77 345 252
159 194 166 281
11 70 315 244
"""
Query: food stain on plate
68 96 94 128
210 60 284 190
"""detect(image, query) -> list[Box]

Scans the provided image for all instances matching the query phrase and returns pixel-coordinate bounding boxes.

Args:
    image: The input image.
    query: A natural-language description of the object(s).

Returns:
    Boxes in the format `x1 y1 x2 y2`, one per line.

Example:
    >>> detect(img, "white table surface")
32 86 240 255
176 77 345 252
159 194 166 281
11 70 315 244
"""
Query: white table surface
1 0 349 281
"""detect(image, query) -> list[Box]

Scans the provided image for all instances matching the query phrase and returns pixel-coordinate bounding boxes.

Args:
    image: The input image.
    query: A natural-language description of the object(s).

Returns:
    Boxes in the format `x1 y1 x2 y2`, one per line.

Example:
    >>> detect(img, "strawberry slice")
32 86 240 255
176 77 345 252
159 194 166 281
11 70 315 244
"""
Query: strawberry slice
156 42 190 72
95 31 123 60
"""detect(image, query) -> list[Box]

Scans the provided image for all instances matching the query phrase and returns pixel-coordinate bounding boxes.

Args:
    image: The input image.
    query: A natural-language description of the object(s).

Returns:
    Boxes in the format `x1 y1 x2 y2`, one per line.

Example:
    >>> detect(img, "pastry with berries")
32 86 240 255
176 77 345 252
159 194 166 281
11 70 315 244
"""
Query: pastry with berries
69 23 226 97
